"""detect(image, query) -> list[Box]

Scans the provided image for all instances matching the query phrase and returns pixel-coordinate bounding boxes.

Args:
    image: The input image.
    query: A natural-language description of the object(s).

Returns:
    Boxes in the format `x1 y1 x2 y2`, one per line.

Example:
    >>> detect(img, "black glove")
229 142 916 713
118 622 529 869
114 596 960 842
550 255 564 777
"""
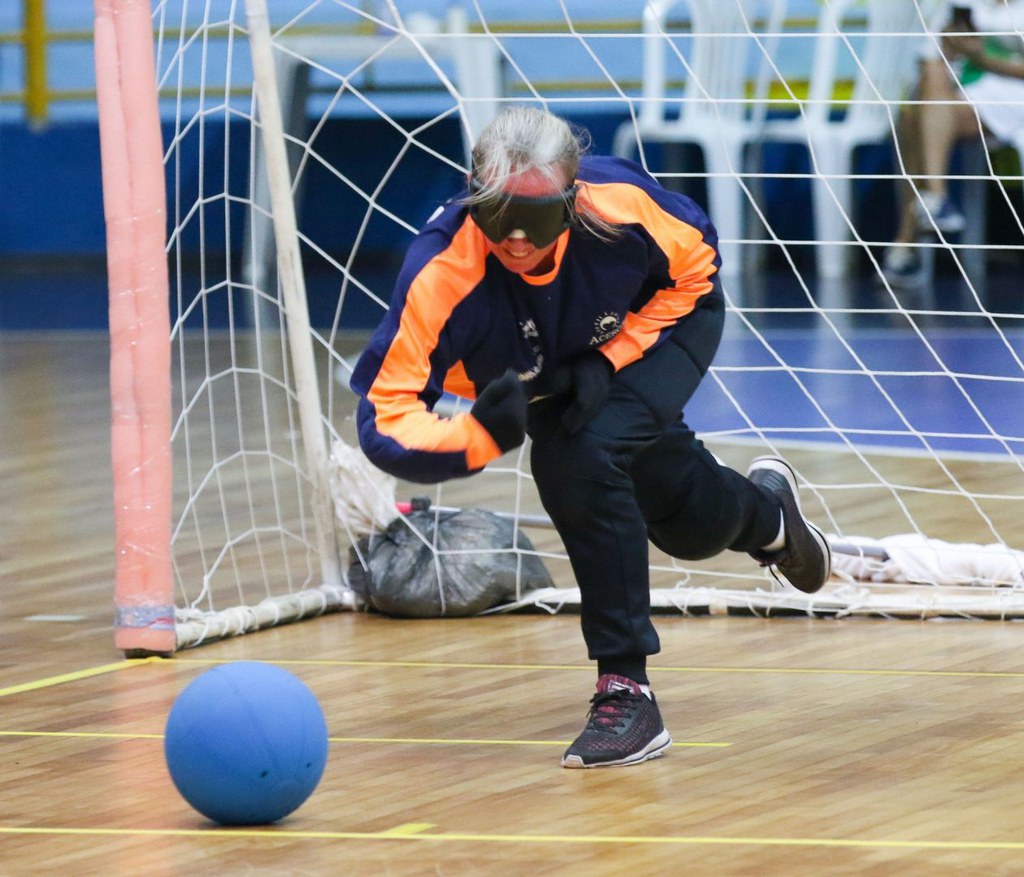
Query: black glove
470 369 528 453
551 350 613 433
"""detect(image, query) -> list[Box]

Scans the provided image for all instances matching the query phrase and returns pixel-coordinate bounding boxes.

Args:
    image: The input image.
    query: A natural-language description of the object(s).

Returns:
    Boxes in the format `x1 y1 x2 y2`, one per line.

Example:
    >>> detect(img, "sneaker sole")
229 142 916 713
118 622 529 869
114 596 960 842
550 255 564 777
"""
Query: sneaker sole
561 730 672 769
747 456 832 588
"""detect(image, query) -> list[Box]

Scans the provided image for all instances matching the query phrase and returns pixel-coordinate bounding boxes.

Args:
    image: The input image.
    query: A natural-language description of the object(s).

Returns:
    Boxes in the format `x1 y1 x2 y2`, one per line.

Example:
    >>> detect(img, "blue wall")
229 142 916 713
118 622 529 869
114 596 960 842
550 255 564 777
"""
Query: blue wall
1 121 106 256
1 112 898 260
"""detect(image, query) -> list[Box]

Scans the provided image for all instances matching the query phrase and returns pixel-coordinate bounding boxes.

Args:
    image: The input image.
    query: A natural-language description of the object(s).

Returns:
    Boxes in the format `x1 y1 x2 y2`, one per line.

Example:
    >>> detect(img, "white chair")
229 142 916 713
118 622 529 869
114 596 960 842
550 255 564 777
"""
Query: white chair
242 7 502 320
612 0 785 278
758 0 934 279
921 0 1024 301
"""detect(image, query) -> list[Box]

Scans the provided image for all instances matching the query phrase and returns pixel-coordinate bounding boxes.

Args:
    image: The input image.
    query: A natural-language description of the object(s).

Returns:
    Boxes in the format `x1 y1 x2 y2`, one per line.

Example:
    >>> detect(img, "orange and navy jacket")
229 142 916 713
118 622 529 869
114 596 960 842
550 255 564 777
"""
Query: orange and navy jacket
350 155 720 483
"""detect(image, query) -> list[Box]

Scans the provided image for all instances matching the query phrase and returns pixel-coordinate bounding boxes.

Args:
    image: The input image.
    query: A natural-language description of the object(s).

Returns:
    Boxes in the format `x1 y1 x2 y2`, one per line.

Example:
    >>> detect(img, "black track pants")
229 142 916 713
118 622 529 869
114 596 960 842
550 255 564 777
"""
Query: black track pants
527 291 781 680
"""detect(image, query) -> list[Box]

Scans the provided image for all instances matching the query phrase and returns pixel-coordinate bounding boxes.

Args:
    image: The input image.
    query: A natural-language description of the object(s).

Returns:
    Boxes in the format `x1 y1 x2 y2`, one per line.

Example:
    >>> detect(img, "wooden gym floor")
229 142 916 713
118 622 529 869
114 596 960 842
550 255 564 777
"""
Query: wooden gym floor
5 333 1024 876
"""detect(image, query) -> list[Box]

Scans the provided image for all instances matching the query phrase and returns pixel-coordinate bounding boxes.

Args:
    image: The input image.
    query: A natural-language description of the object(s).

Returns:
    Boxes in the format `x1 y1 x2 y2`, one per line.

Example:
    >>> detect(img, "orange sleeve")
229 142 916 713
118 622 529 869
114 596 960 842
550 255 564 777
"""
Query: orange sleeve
365 222 503 472
580 181 718 371
442 360 477 400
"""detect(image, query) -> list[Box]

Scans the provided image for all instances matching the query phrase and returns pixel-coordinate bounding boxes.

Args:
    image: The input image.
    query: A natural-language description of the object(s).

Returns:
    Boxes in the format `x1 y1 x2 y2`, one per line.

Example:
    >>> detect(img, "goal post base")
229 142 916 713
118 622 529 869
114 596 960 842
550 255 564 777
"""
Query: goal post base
114 625 176 658
122 648 175 660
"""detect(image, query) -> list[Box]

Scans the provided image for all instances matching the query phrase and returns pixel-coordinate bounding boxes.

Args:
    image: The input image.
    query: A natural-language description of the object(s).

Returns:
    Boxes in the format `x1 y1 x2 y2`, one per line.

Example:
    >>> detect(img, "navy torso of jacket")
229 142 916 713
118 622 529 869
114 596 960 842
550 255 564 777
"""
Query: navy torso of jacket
350 155 721 482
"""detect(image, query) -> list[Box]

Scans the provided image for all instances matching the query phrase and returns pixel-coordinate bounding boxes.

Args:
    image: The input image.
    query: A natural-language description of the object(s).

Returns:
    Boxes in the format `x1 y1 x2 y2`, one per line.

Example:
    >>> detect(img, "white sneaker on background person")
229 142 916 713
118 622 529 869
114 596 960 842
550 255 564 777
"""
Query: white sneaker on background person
914 192 965 235
880 245 926 289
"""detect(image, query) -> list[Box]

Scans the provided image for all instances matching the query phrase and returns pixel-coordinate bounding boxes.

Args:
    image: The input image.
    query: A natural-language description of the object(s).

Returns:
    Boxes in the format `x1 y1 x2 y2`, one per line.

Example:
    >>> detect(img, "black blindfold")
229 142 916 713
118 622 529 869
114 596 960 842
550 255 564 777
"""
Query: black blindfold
468 177 577 248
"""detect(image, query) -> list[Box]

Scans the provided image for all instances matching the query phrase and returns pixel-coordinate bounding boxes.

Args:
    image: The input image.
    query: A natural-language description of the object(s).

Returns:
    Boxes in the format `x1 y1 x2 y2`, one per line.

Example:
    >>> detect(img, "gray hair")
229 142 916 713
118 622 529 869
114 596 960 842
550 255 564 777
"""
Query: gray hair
466 106 620 240
470 105 581 195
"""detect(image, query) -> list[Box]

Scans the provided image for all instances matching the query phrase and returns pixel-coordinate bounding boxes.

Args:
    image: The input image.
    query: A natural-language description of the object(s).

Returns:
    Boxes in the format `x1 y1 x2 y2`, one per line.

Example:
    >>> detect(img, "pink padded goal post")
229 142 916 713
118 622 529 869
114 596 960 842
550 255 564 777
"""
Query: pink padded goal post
94 0 175 655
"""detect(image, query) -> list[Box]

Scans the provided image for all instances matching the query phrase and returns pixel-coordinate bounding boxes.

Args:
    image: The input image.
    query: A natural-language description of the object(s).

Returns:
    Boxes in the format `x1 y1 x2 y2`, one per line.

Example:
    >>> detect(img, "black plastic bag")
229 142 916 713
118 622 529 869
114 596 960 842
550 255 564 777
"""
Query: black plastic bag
347 509 553 617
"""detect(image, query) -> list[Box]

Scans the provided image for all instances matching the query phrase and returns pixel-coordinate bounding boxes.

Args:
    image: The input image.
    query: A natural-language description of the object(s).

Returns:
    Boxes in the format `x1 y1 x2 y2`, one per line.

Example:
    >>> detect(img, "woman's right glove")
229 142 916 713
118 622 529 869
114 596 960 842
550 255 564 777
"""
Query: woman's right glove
470 369 528 453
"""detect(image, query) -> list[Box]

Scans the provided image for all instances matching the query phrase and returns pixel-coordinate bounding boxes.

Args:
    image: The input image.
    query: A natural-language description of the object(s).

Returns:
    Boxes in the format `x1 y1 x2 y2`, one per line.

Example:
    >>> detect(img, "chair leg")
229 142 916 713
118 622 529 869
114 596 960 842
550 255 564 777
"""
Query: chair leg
703 143 748 281
959 140 990 300
809 142 854 281
612 120 640 160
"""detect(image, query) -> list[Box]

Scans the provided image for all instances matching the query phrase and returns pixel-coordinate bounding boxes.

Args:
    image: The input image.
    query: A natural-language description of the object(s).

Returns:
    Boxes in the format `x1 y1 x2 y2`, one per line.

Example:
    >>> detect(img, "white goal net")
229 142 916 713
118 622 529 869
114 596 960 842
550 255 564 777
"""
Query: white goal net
105 0 1024 650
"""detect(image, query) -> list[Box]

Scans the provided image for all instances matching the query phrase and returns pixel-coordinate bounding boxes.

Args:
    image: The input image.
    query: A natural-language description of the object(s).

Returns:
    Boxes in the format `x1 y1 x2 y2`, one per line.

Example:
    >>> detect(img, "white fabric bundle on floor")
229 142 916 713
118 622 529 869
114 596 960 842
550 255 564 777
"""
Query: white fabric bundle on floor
830 534 1024 587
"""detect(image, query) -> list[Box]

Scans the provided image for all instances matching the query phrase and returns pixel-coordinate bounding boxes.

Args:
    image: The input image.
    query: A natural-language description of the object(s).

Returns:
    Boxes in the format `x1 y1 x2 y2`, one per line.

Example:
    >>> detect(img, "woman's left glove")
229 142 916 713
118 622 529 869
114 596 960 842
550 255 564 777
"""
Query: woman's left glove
471 369 528 453
551 350 613 433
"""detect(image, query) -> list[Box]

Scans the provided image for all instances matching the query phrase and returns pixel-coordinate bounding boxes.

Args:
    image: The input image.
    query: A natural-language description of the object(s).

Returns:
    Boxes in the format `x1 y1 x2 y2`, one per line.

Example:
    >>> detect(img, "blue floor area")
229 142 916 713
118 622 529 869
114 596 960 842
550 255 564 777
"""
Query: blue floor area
693 324 1024 457
4 262 1024 458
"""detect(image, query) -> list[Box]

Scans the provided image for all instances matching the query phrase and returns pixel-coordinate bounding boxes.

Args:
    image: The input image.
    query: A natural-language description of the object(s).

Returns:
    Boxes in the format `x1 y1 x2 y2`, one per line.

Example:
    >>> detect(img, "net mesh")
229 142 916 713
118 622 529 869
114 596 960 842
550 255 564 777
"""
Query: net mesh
150 0 1024 638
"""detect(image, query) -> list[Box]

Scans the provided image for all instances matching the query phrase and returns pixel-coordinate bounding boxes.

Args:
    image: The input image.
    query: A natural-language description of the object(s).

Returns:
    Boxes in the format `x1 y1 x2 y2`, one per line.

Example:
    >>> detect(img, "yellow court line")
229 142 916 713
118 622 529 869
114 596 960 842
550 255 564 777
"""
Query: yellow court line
0 730 729 748
5 656 1021 707
1 825 1023 851
0 731 164 740
331 737 728 749
658 665 1024 680
173 657 1024 680
0 658 160 699
379 823 436 837
175 657 589 672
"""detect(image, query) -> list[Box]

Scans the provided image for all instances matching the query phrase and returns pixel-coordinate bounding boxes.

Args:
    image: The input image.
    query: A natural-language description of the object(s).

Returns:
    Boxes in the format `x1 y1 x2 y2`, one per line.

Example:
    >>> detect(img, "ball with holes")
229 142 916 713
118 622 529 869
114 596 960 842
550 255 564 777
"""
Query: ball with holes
164 661 329 825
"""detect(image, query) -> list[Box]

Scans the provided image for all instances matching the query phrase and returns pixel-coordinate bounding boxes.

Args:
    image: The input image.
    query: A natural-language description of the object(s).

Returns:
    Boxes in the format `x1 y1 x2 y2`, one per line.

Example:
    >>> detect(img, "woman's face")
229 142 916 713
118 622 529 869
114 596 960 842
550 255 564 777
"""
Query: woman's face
481 167 567 276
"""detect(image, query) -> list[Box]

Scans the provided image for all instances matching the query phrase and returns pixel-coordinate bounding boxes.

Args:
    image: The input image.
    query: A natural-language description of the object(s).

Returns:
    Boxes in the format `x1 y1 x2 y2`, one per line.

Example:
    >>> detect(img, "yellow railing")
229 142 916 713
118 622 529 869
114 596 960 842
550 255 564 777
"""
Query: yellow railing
3 1 94 126
22 0 46 124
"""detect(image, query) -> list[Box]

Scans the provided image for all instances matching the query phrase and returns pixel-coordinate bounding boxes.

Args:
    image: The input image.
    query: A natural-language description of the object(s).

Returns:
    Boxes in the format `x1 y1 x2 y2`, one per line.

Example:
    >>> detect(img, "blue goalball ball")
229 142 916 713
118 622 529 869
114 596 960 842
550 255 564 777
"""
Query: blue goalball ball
164 661 329 825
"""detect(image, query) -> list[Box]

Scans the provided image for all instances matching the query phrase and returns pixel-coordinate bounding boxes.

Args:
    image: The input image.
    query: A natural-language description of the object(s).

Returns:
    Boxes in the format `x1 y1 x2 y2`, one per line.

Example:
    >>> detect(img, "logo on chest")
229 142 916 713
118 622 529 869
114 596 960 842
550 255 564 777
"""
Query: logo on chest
590 312 621 345
517 319 543 382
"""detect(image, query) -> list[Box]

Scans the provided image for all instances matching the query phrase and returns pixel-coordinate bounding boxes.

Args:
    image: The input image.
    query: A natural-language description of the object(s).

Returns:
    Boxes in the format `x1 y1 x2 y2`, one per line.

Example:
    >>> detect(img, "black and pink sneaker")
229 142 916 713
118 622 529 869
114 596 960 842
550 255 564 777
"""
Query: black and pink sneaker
561 674 671 768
